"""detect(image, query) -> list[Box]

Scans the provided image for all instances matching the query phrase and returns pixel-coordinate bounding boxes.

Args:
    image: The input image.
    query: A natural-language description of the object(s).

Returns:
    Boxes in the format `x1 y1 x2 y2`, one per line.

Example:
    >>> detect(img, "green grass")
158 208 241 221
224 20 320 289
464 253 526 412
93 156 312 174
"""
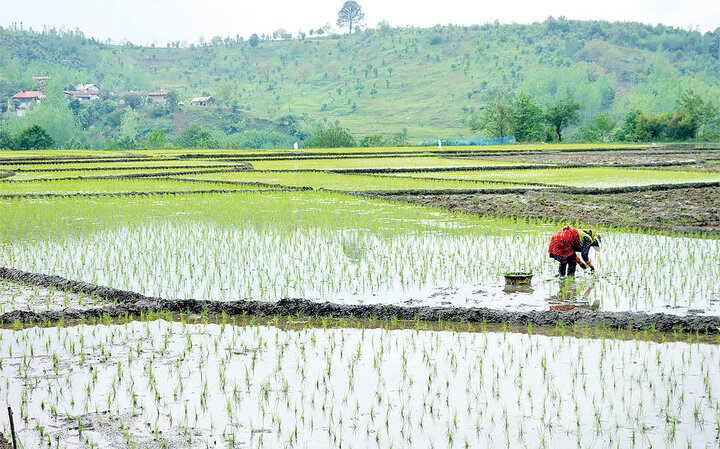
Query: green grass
391 167 720 187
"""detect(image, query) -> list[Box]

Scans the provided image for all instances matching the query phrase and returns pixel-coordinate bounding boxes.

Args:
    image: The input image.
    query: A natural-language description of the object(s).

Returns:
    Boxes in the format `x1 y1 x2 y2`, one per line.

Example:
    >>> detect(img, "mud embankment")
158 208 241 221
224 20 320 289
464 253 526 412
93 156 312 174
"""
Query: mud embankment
1 266 719 334
381 185 720 234
348 180 720 198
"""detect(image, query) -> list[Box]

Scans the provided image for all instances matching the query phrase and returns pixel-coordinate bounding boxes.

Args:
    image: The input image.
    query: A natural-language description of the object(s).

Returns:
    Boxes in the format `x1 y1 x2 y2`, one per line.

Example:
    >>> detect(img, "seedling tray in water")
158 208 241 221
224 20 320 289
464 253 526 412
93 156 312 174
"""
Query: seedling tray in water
504 272 533 285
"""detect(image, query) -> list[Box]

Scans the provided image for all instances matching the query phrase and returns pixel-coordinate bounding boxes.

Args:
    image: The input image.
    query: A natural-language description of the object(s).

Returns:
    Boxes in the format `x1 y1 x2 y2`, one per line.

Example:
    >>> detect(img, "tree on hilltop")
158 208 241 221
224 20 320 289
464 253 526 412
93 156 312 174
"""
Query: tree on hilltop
337 1 364 34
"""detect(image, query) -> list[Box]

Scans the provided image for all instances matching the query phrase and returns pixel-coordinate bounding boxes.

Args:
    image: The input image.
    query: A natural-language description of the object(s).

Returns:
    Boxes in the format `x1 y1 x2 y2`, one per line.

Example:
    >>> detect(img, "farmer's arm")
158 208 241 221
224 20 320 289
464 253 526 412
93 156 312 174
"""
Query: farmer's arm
580 237 593 263
579 237 595 271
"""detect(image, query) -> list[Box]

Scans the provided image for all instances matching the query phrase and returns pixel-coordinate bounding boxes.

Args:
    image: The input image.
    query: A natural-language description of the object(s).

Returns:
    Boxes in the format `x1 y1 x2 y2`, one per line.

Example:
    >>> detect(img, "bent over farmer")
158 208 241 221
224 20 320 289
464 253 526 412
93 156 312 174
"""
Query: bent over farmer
548 226 601 277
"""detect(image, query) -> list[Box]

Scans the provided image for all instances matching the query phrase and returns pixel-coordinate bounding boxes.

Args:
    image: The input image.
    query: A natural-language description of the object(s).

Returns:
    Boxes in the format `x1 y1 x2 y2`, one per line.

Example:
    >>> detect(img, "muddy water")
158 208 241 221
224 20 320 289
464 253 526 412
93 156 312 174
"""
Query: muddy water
1 321 718 448
1 192 718 316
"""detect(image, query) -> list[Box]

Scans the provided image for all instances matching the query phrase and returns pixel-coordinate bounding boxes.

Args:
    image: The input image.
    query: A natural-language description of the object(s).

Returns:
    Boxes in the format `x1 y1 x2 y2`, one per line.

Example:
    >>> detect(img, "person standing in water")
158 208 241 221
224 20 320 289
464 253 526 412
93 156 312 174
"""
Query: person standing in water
548 226 601 277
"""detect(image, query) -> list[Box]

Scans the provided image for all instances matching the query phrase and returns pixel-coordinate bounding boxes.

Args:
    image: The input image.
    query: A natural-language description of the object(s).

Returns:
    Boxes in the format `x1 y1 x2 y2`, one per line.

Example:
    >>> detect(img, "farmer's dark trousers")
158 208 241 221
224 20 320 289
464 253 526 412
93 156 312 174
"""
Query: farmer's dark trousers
550 253 577 276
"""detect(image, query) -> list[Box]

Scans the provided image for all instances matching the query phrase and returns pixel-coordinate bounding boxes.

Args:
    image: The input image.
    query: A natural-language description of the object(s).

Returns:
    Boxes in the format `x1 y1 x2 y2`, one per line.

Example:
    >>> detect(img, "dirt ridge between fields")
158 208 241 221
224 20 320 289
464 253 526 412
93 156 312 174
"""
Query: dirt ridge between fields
355 180 720 196
1 266 719 333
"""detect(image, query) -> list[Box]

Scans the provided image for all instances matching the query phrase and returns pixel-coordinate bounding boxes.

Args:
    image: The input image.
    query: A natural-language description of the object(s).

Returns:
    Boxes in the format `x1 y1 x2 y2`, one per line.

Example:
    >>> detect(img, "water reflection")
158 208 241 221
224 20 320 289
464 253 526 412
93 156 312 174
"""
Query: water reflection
548 277 600 311
503 284 534 295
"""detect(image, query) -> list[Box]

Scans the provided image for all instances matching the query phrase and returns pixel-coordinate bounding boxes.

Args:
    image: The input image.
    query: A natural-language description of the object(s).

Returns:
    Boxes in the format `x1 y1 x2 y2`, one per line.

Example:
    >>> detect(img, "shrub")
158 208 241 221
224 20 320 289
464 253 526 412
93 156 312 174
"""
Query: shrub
304 122 355 148
360 134 384 147
175 123 219 148
226 129 294 149
145 129 167 148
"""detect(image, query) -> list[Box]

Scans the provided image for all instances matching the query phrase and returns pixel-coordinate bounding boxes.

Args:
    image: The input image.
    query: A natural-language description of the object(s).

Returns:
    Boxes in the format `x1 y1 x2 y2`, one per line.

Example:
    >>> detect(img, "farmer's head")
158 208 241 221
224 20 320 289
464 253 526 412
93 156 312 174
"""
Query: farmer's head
584 230 602 249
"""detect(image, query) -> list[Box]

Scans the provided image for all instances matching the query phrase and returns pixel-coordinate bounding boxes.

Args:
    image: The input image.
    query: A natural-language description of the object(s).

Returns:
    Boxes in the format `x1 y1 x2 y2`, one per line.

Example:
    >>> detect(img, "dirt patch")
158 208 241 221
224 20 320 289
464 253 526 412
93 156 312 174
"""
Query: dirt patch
445 144 719 166
0 433 10 449
381 186 720 233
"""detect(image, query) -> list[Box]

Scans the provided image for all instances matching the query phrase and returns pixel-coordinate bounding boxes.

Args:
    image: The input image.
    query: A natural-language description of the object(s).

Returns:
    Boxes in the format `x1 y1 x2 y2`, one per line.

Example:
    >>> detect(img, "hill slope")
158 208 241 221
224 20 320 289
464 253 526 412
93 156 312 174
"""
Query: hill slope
0 18 718 145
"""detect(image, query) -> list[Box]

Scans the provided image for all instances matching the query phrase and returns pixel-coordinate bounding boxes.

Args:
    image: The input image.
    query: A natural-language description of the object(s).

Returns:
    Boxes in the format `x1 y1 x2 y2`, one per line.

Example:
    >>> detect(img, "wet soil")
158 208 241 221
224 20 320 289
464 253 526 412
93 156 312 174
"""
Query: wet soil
446 144 720 167
2 266 720 334
382 186 720 233
0 433 10 449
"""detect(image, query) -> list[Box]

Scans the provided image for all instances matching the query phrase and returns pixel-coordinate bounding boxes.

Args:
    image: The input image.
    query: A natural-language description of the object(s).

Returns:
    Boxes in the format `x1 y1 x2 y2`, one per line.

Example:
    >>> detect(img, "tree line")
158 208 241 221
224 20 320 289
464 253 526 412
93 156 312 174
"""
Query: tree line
469 89 719 143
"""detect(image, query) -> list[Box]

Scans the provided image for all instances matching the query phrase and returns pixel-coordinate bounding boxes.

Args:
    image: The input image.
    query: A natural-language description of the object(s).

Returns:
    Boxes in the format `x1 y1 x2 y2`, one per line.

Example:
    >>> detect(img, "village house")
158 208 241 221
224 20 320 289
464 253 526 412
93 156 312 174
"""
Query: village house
189 96 215 106
147 89 169 105
75 84 100 93
63 89 100 102
8 90 45 116
63 83 101 102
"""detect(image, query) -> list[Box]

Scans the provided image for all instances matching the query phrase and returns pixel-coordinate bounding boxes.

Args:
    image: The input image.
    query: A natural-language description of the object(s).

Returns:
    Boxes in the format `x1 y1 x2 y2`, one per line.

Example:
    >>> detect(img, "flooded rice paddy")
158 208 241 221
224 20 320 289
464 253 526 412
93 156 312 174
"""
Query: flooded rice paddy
1 320 719 448
0 191 718 316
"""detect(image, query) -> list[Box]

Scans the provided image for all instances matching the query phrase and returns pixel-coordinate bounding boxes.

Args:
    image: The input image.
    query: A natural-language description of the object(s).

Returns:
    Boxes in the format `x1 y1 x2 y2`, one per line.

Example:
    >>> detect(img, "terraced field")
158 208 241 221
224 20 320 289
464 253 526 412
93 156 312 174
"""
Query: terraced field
1 143 719 449
390 166 720 188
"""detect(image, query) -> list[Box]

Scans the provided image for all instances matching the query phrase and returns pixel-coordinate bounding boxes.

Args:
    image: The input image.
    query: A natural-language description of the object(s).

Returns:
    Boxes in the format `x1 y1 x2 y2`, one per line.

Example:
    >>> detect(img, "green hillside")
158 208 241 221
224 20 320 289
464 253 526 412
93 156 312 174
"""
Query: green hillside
0 18 718 147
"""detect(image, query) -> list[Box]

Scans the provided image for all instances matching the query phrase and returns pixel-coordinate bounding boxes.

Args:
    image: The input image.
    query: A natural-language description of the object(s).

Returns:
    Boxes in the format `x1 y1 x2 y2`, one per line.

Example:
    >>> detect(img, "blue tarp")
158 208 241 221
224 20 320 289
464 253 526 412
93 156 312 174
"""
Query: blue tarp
418 136 517 146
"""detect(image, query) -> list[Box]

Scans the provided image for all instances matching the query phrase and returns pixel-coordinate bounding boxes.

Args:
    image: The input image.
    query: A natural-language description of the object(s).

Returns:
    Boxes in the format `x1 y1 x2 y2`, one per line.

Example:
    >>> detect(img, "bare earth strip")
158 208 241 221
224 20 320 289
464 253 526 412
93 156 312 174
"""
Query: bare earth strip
377 186 720 233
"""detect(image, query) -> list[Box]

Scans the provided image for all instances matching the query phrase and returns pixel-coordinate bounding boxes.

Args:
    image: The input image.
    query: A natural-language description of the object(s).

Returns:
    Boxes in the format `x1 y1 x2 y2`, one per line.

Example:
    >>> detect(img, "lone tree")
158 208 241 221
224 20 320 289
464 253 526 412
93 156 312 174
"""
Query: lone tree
469 92 512 137
15 125 55 150
337 1 364 34
545 97 582 141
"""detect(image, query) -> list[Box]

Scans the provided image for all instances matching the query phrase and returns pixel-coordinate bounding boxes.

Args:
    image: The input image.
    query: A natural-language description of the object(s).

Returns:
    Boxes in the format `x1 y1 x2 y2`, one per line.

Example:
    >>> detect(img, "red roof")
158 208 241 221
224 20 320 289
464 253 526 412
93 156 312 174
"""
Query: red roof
148 89 169 96
11 91 42 99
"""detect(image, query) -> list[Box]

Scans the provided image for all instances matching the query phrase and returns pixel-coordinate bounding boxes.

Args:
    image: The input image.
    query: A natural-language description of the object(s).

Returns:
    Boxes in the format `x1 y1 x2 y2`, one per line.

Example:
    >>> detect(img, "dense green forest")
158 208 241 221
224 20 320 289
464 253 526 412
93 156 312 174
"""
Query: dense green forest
0 18 718 148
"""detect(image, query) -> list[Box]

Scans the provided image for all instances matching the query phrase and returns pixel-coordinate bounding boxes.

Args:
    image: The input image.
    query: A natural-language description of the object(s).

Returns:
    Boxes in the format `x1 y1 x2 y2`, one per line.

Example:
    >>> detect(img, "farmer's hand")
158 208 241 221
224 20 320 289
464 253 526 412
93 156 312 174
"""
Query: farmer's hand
578 261 587 269
587 262 595 272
